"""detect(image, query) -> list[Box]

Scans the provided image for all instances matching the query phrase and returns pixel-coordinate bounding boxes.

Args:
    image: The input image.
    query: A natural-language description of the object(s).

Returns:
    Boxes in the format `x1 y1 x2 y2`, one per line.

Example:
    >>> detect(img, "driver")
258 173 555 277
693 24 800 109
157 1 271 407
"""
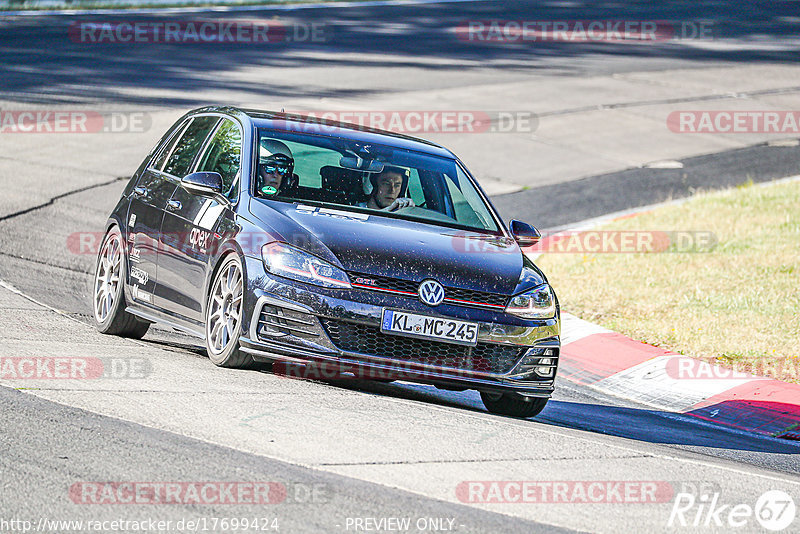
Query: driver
359 166 415 212
257 139 295 196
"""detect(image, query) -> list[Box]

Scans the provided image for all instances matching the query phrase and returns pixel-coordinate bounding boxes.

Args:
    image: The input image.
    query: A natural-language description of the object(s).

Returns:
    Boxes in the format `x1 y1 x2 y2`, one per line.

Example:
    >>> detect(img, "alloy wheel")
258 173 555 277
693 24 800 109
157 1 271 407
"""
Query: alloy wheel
207 260 243 355
94 232 122 323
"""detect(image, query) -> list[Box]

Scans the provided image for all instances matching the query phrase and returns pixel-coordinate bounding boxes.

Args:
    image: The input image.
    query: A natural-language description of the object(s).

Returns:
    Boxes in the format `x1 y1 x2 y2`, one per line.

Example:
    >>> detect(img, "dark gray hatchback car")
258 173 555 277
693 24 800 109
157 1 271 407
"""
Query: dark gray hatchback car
93 106 560 418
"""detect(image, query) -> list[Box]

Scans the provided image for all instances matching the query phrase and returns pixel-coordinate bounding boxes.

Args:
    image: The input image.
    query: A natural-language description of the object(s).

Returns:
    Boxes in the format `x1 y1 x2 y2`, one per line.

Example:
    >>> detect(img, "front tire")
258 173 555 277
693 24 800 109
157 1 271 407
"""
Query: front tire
480 391 548 418
92 226 150 339
205 254 252 368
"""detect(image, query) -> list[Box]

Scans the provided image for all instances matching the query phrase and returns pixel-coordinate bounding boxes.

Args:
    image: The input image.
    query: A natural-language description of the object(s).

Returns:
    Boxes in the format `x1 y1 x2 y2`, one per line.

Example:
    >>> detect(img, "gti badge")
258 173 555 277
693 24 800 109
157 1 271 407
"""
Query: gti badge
418 279 445 306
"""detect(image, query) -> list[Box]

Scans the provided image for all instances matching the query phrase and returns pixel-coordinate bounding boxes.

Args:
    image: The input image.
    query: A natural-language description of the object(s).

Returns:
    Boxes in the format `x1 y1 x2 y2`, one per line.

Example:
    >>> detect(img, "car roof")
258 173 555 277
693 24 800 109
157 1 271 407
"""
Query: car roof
188 106 458 160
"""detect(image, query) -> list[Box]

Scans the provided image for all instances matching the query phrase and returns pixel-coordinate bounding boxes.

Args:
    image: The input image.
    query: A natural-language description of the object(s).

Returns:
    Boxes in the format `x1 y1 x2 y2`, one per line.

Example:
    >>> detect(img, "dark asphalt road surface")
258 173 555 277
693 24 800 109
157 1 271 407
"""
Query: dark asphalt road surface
0 386 568 533
1 0 798 106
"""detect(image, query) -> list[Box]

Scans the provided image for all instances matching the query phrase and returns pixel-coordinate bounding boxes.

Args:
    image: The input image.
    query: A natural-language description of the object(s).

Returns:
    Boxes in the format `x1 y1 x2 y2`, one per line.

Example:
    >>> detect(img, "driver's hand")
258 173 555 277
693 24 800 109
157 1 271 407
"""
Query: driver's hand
385 197 415 211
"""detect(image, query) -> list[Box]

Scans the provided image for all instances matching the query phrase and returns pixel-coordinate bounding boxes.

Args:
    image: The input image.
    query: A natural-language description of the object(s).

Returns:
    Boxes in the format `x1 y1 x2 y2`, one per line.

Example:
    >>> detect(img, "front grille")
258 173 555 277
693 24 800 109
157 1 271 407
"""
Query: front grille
446 287 507 308
349 272 508 309
320 318 525 374
350 273 418 294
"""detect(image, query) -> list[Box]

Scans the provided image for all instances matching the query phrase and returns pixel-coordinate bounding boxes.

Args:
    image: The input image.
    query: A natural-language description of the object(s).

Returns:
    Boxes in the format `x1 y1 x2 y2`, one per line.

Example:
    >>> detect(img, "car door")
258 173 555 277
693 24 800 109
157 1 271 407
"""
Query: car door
137 114 221 312
125 120 190 307
158 117 242 323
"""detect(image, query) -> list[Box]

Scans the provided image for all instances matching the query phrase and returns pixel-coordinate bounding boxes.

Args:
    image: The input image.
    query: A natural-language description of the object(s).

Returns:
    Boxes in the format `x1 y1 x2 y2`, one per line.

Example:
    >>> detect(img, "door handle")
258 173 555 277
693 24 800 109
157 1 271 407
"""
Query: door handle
167 199 182 211
132 186 147 197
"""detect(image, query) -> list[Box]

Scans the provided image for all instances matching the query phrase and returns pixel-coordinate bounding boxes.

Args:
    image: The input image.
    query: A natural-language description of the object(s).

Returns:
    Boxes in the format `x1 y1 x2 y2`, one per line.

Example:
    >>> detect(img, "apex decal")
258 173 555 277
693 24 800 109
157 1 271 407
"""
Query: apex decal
190 228 211 252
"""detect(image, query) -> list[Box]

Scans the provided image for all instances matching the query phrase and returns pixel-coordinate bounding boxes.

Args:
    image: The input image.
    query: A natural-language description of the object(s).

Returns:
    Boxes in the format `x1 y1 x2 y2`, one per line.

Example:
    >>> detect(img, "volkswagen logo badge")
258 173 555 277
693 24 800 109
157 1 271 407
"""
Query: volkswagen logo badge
418 279 445 306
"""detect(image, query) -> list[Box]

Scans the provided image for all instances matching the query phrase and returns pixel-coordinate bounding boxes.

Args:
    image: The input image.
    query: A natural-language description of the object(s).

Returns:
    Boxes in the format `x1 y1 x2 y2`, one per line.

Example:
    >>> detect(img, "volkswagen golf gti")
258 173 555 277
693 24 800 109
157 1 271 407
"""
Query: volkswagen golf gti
92 106 560 418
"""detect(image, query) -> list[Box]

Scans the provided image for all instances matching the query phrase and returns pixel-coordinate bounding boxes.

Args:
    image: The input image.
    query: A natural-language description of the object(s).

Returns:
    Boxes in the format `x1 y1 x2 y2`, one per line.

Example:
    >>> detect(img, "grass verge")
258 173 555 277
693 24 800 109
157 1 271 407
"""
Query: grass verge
537 179 800 384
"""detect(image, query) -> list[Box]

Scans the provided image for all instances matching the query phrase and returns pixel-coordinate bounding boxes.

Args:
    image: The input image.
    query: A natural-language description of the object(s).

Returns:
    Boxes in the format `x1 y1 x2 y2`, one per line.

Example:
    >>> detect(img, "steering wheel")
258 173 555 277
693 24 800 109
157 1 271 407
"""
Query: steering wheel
395 201 426 212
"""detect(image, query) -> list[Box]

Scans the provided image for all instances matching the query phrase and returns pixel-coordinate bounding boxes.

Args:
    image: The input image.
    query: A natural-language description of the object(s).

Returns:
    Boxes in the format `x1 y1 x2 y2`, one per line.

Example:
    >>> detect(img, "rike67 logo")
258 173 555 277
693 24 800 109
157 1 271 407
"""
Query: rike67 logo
669 490 796 531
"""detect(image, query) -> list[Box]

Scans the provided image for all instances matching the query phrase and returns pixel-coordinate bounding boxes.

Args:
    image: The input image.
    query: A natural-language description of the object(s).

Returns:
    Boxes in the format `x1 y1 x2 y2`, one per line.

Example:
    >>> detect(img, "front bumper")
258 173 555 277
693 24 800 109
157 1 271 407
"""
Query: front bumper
240 261 560 397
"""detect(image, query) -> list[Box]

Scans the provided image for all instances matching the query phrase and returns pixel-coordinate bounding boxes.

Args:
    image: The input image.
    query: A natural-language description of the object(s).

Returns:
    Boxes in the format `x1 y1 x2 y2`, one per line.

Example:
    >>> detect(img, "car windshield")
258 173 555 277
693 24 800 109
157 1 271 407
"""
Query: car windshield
254 128 501 233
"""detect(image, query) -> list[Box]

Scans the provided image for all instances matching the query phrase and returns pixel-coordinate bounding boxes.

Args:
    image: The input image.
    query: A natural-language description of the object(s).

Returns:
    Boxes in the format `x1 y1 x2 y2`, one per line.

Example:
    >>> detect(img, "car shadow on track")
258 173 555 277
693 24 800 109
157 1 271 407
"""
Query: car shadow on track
294 375 800 455
128 332 800 456
539 400 800 454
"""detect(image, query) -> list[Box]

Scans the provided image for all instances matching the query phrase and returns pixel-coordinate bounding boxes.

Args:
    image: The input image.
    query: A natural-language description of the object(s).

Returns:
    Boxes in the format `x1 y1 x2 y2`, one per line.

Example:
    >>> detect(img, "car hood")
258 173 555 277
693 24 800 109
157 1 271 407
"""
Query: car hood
249 199 533 295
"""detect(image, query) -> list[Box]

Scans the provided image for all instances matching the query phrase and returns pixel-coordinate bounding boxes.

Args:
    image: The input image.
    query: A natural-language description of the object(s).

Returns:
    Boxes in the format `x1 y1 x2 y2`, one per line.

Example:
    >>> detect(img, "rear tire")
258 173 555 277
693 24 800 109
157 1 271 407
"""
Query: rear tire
480 391 548 418
92 226 150 339
205 254 253 369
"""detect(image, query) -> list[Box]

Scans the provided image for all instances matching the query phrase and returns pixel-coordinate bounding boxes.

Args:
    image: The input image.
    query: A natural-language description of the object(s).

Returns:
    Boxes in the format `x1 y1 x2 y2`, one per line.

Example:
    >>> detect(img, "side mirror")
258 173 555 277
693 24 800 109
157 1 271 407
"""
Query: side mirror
509 220 541 247
182 171 223 197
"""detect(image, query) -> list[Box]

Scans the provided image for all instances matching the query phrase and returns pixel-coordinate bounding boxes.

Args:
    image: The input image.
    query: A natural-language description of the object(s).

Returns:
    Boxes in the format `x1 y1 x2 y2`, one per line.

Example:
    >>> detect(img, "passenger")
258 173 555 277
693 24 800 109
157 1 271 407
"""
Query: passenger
257 139 295 196
359 166 415 212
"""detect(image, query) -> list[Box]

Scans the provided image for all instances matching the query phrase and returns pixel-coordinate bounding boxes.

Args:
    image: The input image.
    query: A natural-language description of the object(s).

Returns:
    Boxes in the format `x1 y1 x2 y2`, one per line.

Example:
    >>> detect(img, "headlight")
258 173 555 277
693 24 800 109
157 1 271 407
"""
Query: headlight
261 242 351 289
505 284 555 319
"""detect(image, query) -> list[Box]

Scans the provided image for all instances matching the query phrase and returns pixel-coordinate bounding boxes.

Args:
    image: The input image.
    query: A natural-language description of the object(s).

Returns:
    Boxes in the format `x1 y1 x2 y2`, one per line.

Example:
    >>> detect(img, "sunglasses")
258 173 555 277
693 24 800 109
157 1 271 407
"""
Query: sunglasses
261 164 291 175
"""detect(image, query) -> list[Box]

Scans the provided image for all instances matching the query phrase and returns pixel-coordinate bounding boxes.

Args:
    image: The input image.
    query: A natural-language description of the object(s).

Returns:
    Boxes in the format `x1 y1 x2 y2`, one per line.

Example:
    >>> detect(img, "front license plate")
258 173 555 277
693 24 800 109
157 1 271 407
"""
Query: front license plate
380 309 479 346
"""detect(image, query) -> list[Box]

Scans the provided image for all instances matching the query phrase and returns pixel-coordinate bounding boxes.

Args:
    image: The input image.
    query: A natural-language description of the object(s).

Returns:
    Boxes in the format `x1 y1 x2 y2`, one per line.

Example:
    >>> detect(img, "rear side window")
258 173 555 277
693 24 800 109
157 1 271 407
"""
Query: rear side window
151 120 189 171
162 116 219 178
196 119 242 199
